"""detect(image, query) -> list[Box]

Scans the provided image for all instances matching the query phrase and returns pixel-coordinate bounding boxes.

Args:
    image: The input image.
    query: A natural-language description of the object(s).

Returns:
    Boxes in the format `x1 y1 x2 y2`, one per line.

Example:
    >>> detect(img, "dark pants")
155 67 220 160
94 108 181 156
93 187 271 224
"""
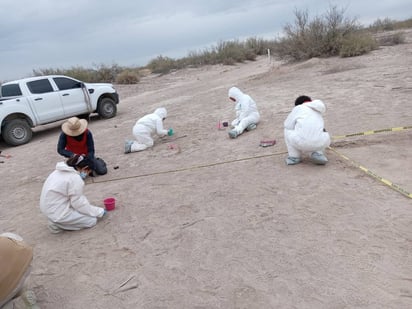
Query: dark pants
88 156 107 175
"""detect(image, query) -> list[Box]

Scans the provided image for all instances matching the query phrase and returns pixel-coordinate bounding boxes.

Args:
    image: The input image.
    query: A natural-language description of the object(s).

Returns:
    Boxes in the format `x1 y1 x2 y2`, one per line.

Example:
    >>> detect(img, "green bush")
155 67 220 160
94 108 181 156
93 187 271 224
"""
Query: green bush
369 17 412 32
377 32 406 46
115 70 140 84
27 13 411 81
272 5 375 62
92 63 123 83
245 37 268 55
185 49 217 66
147 55 180 74
393 18 412 29
369 18 396 32
339 32 377 57
216 40 247 63
164 39 260 69
33 66 95 82
32 64 125 83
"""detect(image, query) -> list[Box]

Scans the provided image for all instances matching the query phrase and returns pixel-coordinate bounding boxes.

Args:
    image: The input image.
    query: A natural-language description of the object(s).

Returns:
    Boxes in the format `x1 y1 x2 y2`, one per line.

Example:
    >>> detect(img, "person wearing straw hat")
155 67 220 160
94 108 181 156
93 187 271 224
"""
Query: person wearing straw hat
40 155 107 234
57 117 107 176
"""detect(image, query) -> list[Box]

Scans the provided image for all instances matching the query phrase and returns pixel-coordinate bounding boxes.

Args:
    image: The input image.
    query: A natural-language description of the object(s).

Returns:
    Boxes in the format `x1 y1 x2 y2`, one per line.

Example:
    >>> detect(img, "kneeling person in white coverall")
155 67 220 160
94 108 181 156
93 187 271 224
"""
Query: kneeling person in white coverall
40 155 106 234
228 87 260 139
124 107 173 153
284 95 331 165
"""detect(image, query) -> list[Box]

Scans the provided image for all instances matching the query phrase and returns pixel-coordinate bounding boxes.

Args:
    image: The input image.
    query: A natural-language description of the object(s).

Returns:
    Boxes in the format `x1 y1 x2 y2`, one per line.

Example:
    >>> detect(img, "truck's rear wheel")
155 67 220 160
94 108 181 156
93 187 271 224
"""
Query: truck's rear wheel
2 119 33 146
98 98 117 118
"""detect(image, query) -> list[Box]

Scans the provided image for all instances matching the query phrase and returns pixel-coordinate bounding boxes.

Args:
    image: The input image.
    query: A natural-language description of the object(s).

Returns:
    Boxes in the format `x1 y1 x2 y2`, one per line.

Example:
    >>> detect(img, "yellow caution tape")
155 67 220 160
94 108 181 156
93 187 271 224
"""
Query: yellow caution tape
92 151 288 184
332 125 412 139
329 147 412 199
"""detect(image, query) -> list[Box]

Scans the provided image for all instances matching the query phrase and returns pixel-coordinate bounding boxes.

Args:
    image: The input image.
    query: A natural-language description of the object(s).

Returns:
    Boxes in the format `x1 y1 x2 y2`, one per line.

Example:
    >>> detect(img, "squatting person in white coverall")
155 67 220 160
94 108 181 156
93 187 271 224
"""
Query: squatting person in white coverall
124 107 173 153
284 95 331 165
40 155 106 234
228 87 260 139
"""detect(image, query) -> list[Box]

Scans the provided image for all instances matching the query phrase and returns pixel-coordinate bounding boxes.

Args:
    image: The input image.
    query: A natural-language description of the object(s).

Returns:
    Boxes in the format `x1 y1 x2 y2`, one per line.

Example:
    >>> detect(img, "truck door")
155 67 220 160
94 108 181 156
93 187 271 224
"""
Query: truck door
26 78 65 123
52 77 91 116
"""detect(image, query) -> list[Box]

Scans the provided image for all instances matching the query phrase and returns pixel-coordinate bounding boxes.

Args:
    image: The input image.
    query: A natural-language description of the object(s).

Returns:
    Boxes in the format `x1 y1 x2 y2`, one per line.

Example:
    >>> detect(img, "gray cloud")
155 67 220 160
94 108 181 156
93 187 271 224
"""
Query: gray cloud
0 0 411 81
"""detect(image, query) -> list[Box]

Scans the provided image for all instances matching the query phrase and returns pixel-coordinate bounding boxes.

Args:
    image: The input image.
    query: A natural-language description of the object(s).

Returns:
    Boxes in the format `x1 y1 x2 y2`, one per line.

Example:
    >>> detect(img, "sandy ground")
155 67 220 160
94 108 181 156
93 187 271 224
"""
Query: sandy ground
1 29 412 308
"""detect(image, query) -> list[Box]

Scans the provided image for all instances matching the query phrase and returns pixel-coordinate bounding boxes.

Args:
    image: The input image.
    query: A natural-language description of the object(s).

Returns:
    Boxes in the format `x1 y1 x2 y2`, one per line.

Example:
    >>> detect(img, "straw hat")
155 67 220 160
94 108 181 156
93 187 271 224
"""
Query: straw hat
61 117 88 136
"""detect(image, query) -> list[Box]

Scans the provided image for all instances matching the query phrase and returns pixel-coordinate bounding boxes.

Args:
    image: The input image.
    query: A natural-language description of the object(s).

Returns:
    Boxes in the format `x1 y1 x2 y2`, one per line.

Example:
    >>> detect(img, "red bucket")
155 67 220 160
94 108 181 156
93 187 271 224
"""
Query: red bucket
104 197 116 211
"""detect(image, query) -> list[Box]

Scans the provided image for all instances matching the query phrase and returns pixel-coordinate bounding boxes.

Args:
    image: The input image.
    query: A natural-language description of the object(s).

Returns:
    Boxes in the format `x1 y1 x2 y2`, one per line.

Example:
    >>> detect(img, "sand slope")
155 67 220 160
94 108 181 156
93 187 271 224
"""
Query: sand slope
1 29 412 308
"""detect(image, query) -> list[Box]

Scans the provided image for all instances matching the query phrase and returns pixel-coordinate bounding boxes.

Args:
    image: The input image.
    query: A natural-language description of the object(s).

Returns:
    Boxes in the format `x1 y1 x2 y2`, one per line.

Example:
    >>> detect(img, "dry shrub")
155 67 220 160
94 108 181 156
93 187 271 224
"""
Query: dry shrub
245 37 269 55
33 66 95 82
147 56 180 74
115 70 140 84
92 63 123 83
185 49 220 66
339 32 377 57
394 18 412 29
369 17 412 32
376 32 405 46
33 64 124 83
369 18 396 32
272 5 375 62
216 40 248 63
183 40 259 67
27 14 411 82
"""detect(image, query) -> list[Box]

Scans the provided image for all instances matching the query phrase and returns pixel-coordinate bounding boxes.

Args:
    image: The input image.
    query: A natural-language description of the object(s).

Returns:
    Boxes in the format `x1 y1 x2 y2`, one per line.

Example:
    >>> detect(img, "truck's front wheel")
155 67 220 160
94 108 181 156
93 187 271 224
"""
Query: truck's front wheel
98 98 117 119
2 119 33 146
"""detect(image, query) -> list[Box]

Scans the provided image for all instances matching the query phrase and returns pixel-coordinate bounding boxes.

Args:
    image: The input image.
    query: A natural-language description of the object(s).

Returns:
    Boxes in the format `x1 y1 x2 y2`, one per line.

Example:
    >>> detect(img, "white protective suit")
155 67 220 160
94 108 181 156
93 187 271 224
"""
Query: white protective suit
40 162 104 230
228 87 260 134
284 99 331 158
130 107 168 152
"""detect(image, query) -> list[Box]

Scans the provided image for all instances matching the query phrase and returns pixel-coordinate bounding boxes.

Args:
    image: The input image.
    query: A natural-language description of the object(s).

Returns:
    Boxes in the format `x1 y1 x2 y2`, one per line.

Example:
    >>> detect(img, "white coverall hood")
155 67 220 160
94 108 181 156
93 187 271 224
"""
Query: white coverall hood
154 107 167 119
55 160 75 172
305 99 326 114
284 99 330 154
135 107 168 137
228 87 260 134
228 87 243 102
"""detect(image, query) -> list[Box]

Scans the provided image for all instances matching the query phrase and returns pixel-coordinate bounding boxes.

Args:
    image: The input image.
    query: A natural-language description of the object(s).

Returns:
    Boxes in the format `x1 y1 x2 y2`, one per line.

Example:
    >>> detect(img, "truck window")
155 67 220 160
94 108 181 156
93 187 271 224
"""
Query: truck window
53 77 82 90
27 79 54 94
1 84 23 97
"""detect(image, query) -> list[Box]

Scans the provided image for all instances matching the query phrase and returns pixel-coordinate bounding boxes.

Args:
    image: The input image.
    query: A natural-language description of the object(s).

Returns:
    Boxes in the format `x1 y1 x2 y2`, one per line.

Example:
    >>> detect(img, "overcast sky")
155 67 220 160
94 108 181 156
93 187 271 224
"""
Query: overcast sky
1 0 411 81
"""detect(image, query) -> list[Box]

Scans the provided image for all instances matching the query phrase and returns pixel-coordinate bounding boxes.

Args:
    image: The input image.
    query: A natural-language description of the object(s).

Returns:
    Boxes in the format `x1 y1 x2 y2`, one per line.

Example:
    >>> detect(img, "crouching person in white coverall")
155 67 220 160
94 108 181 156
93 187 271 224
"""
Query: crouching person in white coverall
124 107 173 153
40 155 106 234
228 87 260 139
0 233 39 309
284 95 331 165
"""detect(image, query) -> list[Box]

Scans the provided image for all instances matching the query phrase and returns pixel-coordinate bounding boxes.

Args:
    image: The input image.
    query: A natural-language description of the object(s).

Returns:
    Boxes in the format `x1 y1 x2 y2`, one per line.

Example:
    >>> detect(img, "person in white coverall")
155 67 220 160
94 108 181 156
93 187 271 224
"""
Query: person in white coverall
284 95 331 165
40 155 106 234
124 107 173 153
228 87 260 139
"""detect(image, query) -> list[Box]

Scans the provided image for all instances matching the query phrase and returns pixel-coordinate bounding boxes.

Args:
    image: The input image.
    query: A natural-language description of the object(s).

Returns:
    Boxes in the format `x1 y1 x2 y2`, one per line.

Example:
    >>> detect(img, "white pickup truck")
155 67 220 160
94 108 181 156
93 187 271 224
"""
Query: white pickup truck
0 75 119 146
